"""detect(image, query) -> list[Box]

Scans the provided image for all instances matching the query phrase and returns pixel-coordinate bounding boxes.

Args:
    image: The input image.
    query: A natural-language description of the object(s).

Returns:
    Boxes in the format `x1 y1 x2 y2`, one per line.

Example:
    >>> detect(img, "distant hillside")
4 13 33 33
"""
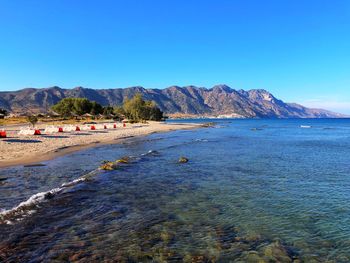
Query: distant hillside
0 85 345 118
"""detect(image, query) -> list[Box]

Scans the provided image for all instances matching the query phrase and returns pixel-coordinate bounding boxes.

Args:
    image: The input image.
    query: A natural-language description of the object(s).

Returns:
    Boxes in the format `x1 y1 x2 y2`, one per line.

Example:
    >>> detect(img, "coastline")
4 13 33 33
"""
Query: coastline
0 122 202 169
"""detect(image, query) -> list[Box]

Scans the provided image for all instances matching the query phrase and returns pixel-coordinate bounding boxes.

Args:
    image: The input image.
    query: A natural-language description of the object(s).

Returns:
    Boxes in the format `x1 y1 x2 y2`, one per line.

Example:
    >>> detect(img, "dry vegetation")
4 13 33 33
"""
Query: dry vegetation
0 117 28 125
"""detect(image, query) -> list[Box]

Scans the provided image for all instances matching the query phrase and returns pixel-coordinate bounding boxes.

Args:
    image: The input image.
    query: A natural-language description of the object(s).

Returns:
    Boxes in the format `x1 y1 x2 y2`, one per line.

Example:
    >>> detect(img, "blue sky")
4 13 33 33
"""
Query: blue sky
0 0 350 113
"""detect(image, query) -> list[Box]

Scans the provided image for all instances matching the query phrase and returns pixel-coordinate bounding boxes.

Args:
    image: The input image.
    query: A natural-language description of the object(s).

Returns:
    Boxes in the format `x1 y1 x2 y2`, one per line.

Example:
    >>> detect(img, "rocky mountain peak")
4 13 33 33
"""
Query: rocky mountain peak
0 85 345 118
211 84 232 93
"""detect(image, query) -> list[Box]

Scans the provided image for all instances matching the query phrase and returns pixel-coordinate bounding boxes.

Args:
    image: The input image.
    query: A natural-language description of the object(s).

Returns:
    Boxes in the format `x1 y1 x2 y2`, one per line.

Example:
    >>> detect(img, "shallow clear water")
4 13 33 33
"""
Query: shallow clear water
1 119 350 262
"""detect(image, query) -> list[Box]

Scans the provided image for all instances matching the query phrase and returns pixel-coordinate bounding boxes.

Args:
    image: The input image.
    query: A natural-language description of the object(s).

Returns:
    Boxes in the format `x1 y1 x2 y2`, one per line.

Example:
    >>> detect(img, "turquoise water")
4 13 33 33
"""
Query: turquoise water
1 119 350 262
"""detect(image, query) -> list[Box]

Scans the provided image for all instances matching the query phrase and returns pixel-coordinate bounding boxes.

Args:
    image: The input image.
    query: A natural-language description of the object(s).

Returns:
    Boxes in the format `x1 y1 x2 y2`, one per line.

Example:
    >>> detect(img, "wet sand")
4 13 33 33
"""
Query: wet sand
0 121 200 168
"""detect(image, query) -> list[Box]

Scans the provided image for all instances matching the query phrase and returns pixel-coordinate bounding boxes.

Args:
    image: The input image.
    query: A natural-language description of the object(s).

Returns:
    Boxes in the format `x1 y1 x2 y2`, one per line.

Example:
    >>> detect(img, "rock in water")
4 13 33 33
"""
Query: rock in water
178 157 189 163
202 122 215 128
99 162 119 170
116 156 130 164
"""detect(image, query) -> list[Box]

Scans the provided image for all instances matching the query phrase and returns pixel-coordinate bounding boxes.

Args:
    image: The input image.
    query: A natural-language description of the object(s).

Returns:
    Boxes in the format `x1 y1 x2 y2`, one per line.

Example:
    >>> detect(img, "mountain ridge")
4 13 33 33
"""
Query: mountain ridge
0 85 345 118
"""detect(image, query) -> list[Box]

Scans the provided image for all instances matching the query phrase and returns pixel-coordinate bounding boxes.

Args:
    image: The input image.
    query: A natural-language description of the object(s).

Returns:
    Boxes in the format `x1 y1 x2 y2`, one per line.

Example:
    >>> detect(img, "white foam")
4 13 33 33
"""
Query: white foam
140 150 154 156
0 150 155 225
195 139 208 142
0 176 88 225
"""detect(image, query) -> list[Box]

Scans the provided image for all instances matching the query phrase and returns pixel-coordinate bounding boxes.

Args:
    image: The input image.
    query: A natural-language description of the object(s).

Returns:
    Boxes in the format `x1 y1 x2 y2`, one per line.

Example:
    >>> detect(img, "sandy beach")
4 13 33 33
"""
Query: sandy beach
0 121 200 168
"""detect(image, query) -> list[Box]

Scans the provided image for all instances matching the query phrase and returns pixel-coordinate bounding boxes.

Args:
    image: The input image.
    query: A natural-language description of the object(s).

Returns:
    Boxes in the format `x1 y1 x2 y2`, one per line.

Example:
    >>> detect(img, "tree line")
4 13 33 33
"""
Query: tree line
51 94 163 121
51 98 103 117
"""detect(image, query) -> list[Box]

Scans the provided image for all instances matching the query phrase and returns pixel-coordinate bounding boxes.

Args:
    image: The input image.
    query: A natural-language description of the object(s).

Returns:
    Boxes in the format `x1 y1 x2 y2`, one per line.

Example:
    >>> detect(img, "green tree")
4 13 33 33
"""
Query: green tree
27 115 38 128
122 93 163 122
148 104 163 121
73 98 92 116
113 106 125 116
123 93 144 121
103 106 114 116
90 101 103 115
51 98 102 117
52 98 75 117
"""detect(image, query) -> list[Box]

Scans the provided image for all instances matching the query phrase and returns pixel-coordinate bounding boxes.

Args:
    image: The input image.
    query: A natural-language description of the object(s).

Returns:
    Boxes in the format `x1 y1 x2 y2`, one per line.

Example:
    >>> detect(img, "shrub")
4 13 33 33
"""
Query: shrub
27 115 38 128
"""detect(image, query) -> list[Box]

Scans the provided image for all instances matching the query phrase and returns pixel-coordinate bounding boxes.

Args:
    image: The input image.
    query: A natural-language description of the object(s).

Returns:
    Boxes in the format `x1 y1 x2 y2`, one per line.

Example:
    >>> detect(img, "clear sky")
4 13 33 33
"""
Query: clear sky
0 0 350 113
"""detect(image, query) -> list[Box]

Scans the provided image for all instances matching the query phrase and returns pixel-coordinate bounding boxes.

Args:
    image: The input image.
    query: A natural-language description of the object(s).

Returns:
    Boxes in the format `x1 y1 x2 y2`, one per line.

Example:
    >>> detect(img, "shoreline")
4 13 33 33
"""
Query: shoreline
0 122 202 169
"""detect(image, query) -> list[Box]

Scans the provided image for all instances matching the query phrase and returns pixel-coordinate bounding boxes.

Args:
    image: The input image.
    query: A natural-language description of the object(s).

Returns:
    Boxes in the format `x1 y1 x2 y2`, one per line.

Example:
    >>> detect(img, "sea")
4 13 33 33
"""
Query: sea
1 119 350 262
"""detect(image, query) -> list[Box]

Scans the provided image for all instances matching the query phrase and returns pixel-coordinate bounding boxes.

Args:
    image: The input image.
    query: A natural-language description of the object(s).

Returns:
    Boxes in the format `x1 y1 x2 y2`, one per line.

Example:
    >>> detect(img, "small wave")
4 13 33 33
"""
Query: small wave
0 173 95 225
0 149 163 225
140 150 158 156
195 139 209 142
214 125 226 129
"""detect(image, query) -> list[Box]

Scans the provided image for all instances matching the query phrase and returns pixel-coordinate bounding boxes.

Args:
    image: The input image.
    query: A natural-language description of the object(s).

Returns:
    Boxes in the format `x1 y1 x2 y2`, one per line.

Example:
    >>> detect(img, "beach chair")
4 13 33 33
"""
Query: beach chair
94 124 106 130
18 129 41 136
80 125 89 131
44 126 56 134
93 124 101 130
63 125 75 132
105 123 117 129
44 126 62 134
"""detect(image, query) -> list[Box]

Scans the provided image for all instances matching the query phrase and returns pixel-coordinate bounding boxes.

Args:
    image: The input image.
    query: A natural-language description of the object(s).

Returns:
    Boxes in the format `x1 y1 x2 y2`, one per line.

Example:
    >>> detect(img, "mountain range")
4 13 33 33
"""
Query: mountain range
0 85 345 118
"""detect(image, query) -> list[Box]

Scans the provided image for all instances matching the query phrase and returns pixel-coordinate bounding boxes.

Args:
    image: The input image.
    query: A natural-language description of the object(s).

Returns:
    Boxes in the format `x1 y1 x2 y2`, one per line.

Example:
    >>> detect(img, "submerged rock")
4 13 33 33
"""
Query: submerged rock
233 239 298 263
99 162 119 170
202 122 215 128
116 156 130 164
178 157 189 163
241 251 265 262
99 156 132 170
44 192 55 199
259 240 295 262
